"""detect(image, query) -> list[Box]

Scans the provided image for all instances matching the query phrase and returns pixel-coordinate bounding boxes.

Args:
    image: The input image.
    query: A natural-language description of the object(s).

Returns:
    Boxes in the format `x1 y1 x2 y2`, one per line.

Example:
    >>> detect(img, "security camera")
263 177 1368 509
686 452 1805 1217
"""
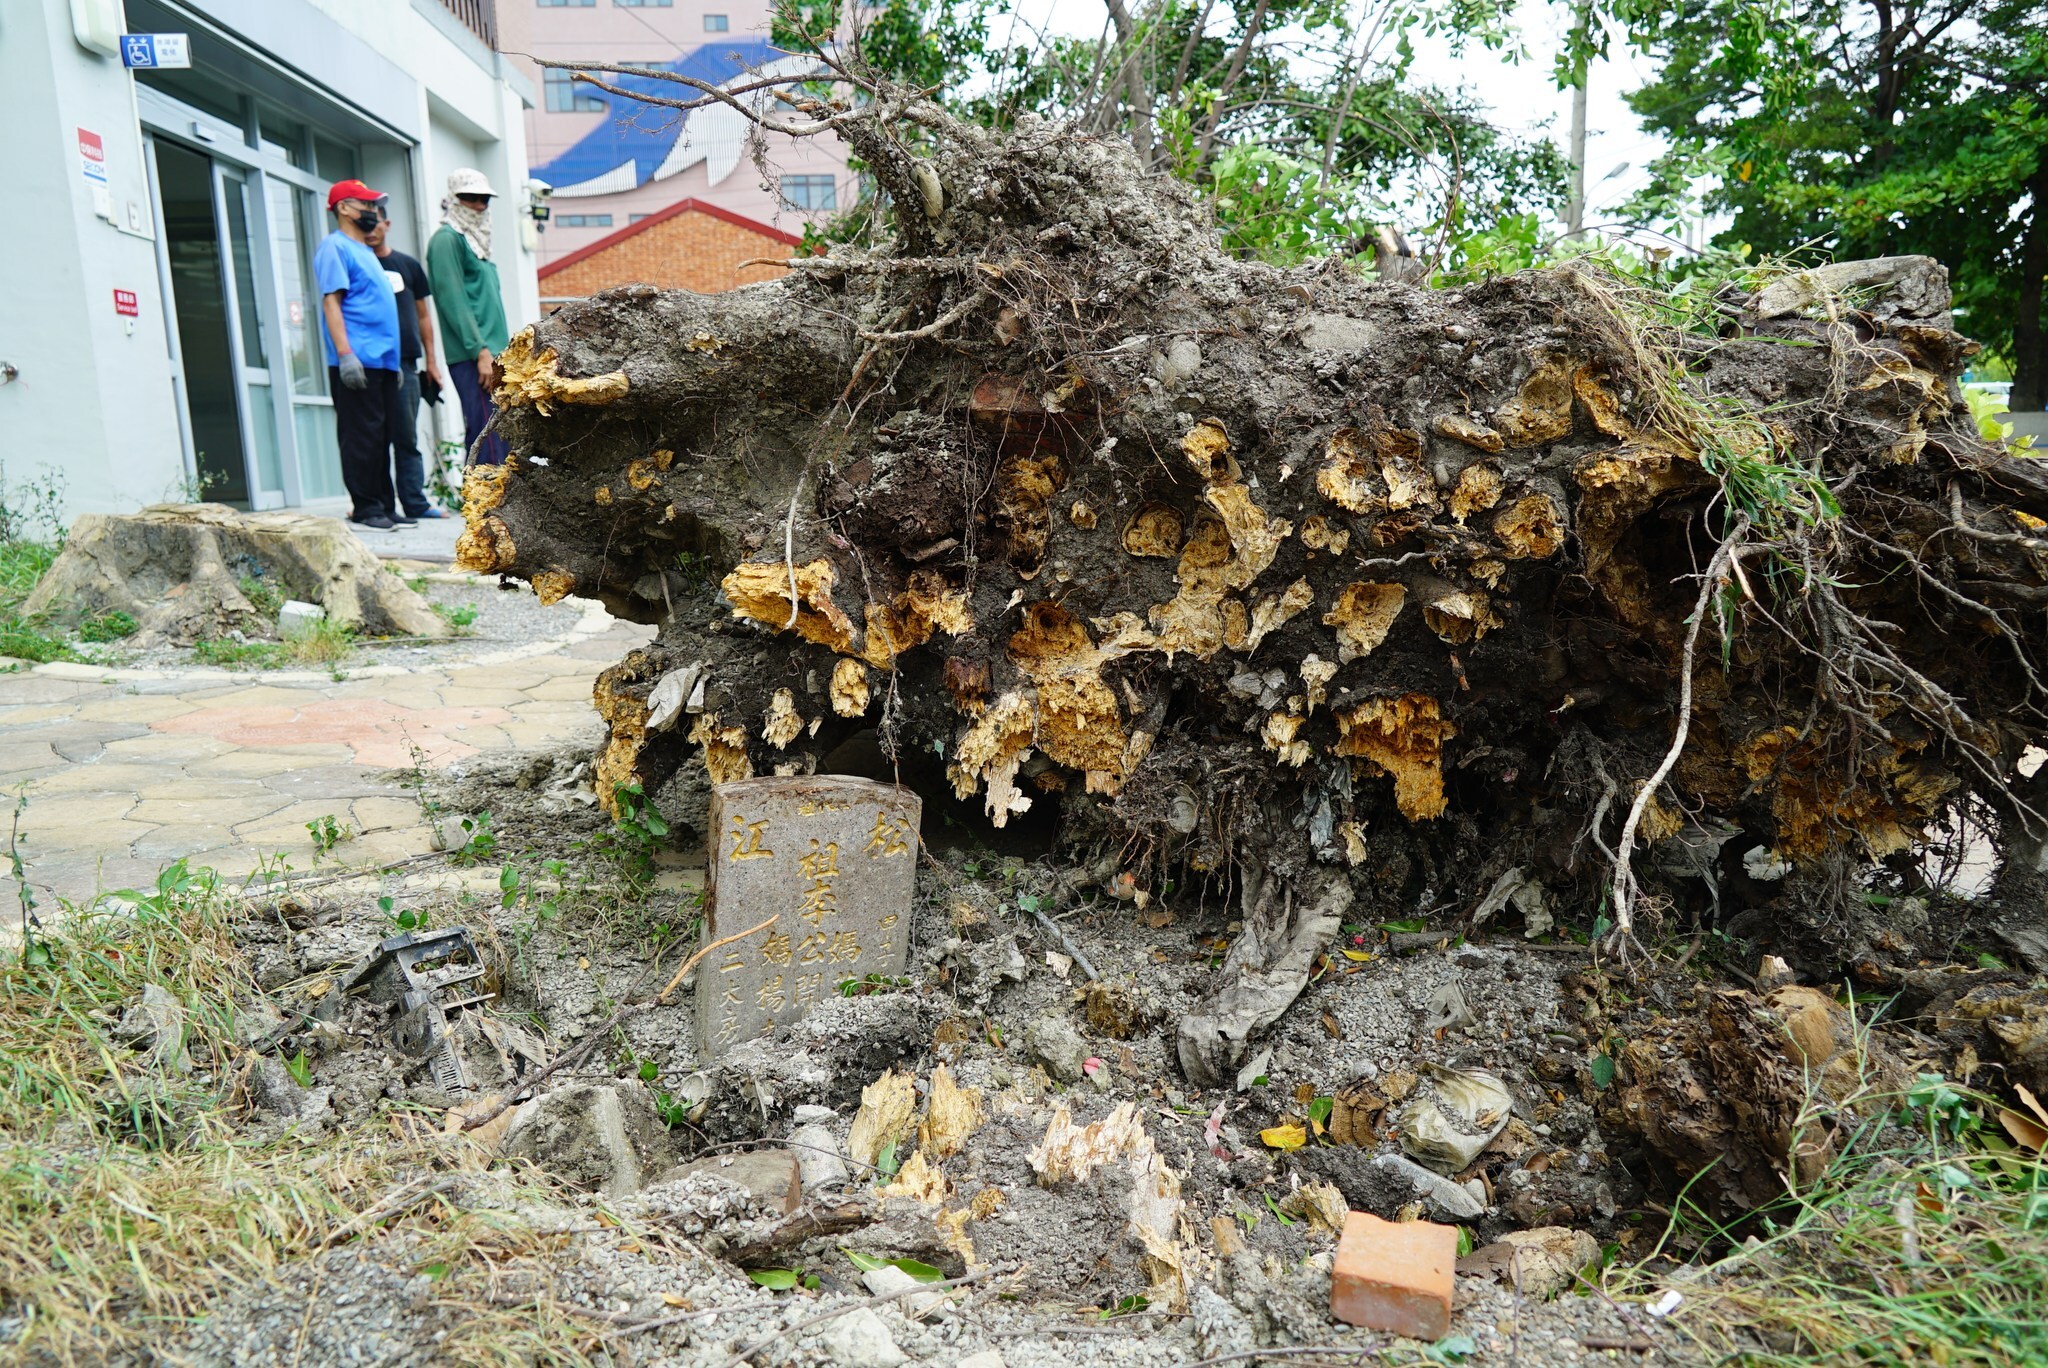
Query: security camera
526 178 554 199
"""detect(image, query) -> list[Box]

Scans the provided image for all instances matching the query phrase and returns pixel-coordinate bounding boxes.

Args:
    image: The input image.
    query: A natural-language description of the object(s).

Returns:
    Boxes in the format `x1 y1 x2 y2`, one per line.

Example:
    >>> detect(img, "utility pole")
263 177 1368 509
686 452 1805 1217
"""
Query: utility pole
1566 1 1591 240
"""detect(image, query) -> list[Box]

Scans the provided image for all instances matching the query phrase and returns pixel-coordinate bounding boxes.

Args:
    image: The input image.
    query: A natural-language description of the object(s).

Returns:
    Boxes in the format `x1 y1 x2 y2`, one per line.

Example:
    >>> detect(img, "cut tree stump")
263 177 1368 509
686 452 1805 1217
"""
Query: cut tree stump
25 503 449 646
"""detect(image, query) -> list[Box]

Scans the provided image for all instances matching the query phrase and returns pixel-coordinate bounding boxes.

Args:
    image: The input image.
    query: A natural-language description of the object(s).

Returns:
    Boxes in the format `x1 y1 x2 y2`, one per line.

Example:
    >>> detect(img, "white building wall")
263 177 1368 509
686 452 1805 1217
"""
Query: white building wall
0 0 188 522
0 0 538 527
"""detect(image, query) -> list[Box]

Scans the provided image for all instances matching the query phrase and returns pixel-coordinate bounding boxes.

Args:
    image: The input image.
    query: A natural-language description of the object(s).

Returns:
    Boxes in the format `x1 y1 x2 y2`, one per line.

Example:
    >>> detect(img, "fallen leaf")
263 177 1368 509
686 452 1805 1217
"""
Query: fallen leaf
1260 1123 1308 1151
305 979 332 999
660 1293 690 1307
1046 951 1073 980
1139 906 1175 929
1999 1108 2047 1153
1321 1013 1344 1039
2019 1083 2048 1130
1341 949 1373 962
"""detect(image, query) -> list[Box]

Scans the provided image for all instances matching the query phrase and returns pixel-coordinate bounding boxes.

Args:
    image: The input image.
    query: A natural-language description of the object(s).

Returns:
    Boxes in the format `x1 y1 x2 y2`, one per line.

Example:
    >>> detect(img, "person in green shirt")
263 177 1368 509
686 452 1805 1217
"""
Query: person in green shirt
426 168 511 466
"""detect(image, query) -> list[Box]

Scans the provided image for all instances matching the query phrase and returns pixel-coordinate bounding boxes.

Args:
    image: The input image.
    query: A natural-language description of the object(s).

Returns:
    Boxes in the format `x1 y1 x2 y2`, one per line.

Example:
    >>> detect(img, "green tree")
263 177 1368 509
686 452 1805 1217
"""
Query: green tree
1610 1 2048 405
773 0 1569 267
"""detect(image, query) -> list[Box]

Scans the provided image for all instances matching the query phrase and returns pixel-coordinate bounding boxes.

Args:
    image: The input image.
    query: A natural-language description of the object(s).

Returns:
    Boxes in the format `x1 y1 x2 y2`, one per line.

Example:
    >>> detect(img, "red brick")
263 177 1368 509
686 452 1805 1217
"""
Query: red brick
1331 1211 1457 1340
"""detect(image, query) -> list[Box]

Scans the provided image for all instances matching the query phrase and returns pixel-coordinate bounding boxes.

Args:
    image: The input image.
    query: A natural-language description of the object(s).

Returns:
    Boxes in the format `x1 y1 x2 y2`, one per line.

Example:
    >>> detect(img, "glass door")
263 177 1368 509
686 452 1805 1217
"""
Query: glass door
266 177 347 501
217 165 286 509
152 138 250 506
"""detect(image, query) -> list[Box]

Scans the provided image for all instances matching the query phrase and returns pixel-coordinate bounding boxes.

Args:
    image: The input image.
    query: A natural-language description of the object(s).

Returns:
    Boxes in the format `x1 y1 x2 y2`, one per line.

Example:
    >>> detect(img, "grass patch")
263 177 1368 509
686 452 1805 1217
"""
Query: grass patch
1642 1083 2048 1366
78 609 138 642
237 572 284 620
0 540 84 664
193 637 287 669
193 619 354 671
0 860 605 1364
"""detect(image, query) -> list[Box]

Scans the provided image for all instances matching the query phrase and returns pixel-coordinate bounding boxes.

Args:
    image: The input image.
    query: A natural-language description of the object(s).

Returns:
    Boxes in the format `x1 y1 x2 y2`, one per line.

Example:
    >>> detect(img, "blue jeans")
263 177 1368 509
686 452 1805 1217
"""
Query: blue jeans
388 366 430 516
450 359 508 466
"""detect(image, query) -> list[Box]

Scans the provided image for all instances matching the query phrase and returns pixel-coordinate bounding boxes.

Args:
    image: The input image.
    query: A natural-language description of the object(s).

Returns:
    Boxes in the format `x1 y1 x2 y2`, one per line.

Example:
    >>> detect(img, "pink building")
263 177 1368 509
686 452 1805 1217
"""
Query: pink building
495 0 853 281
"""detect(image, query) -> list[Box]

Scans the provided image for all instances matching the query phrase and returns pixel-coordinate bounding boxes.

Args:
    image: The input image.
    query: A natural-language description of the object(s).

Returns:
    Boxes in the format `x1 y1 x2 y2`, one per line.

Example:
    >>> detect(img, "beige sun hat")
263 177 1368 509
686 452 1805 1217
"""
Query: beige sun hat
447 168 498 198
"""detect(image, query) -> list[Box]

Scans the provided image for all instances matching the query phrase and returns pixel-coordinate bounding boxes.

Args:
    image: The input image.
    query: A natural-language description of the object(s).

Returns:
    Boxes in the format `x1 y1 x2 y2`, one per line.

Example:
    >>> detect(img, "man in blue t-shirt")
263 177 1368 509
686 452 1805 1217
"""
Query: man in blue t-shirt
315 179 406 531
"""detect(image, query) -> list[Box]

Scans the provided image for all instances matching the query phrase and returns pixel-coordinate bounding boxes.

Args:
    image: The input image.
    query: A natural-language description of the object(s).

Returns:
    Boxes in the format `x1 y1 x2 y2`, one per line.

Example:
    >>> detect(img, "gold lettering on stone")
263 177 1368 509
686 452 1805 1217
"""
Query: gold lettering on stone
729 815 774 861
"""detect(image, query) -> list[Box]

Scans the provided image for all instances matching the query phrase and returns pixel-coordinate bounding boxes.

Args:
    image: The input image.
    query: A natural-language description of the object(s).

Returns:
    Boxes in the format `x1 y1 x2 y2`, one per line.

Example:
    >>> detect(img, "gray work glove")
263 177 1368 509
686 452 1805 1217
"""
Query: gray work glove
337 353 367 390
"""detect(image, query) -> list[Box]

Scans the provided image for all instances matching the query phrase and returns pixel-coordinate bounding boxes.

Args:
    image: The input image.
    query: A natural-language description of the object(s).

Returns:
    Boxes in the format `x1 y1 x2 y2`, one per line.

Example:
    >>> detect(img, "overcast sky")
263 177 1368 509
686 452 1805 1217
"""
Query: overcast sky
994 0 1673 233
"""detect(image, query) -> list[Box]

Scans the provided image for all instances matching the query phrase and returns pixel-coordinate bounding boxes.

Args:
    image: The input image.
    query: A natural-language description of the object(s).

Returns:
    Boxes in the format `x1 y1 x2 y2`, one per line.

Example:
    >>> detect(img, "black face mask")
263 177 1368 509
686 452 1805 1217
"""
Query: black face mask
351 210 382 233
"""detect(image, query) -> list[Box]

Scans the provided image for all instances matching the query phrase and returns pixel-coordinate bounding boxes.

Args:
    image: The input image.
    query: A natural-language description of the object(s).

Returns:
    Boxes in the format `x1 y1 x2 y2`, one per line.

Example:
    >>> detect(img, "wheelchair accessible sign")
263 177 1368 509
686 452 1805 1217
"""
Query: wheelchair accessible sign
120 34 191 69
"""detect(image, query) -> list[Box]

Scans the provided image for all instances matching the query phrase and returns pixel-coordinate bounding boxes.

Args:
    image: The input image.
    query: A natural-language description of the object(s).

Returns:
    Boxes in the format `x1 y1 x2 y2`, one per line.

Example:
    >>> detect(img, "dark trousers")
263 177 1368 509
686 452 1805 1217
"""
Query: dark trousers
330 365 398 521
388 366 430 516
450 359 508 466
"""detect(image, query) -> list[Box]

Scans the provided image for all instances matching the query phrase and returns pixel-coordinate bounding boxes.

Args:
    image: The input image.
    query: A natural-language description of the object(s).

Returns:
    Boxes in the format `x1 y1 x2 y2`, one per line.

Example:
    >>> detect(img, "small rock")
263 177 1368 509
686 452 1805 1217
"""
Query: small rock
1024 1014 1087 1083
278 600 327 633
955 1353 1005 1368
860 1264 946 1318
815 1307 905 1368
115 984 189 1073
789 1122 850 1191
647 1149 801 1213
503 1082 671 1198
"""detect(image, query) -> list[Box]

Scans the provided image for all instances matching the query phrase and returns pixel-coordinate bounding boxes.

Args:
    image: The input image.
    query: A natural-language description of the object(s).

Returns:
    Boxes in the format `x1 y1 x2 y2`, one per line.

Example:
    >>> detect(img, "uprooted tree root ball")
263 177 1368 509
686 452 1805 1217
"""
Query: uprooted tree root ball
462 95 2048 1094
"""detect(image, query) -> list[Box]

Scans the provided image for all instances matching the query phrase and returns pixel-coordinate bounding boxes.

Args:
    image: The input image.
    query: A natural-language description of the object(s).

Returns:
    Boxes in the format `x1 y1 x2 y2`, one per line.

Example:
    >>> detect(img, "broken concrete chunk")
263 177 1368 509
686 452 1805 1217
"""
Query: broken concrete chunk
277 600 325 633
1332 1211 1457 1340
1024 1014 1088 1083
815 1307 906 1368
861 1264 948 1318
502 1082 671 1198
1372 1151 1485 1219
788 1121 849 1191
648 1149 801 1215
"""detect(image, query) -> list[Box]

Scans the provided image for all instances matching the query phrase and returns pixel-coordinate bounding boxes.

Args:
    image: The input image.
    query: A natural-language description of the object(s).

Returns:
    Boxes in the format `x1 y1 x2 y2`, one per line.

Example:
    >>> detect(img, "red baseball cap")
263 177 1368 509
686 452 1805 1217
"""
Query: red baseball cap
326 178 386 210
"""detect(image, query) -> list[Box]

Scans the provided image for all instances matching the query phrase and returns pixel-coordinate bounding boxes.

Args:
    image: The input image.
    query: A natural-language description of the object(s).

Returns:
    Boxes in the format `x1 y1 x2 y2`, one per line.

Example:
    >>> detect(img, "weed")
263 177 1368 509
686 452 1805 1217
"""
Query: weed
77 610 137 642
305 814 352 860
1634 1078 2048 1367
672 550 716 591
837 972 910 998
0 858 599 1363
236 572 284 620
283 616 352 665
400 738 449 850
433 601 480 634
193 636 286 669
378 894 429 932
450 811 498 865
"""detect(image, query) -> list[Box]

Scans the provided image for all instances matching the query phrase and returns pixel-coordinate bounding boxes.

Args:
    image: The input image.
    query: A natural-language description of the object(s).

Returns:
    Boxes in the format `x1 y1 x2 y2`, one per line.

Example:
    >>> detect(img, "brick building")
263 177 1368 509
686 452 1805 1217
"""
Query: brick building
537 198 801 301
495 4 853 275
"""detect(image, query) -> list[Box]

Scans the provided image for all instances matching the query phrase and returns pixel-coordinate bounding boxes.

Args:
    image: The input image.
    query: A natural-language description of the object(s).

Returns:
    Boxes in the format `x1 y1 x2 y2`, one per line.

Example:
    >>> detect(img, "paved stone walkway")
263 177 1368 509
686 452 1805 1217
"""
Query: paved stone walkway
0 586 652 916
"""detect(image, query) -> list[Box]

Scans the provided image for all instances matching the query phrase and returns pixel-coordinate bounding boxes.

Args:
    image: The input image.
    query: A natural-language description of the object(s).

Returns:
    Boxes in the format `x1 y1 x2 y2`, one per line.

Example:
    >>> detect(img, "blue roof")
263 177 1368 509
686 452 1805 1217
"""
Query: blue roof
532 39 784 192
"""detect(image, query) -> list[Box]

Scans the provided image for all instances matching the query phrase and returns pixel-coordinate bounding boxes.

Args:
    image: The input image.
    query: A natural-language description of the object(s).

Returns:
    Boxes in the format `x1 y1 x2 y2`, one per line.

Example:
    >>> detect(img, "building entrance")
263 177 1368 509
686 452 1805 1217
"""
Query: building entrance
152 140 254 505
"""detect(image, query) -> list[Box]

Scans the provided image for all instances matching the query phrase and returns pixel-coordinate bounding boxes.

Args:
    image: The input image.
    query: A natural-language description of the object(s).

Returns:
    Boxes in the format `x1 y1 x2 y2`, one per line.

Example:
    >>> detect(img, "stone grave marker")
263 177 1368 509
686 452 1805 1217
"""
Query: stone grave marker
696 775 920 1056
